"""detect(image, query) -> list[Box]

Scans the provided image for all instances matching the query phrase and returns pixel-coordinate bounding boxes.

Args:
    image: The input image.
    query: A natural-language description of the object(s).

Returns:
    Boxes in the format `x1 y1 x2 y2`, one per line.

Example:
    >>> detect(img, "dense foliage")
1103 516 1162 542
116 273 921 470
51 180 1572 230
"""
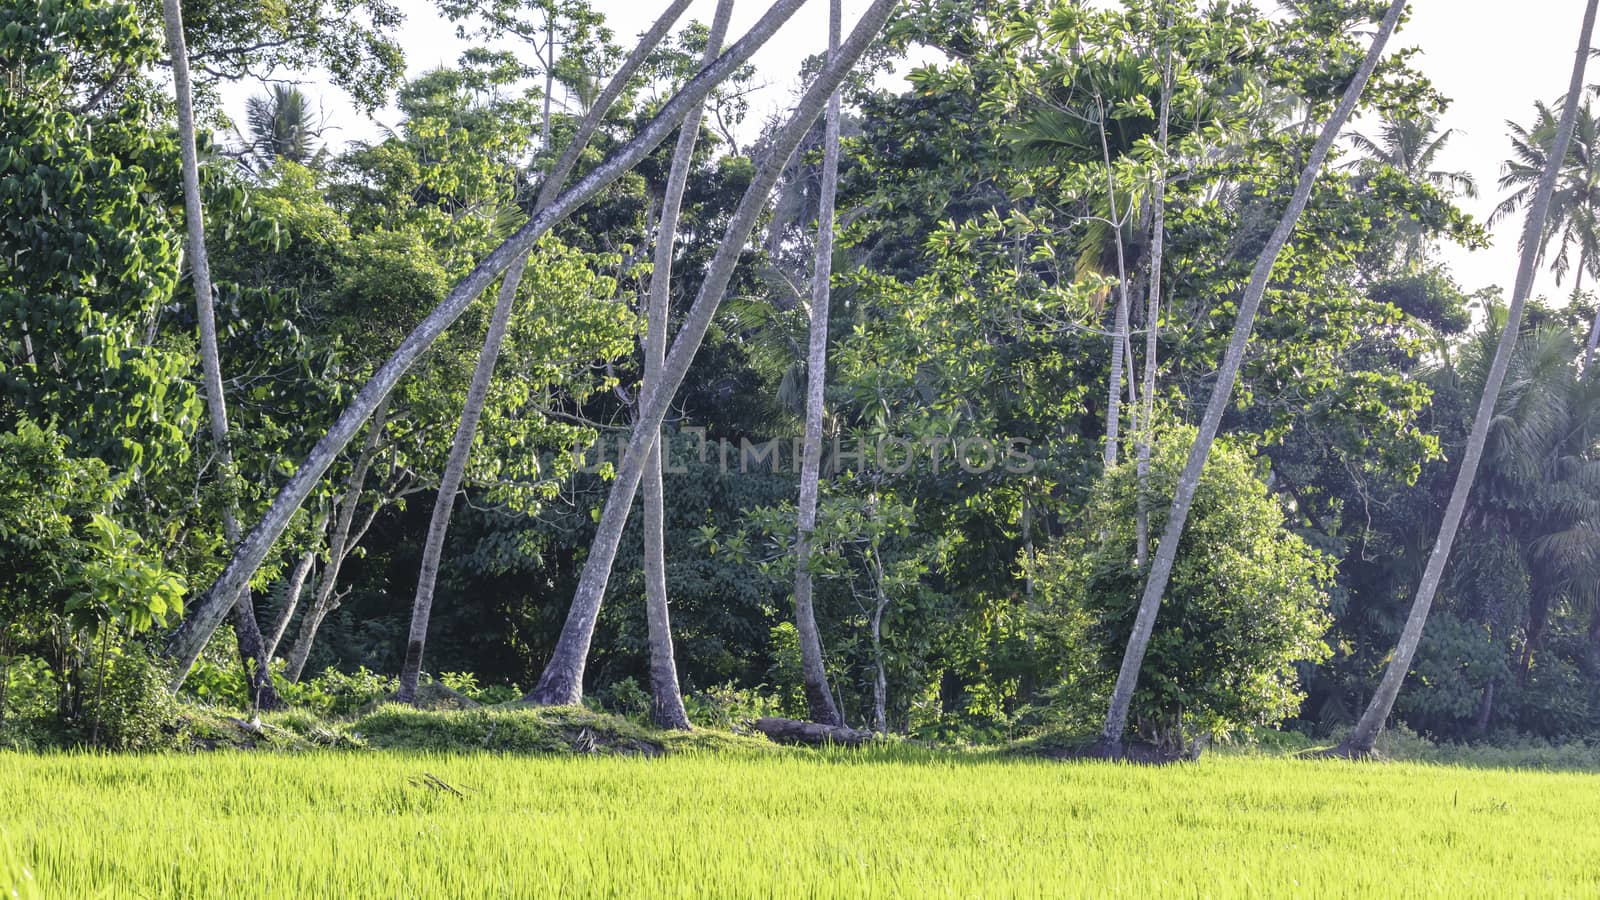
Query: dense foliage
1031 428 1334 750
2 0 1598 753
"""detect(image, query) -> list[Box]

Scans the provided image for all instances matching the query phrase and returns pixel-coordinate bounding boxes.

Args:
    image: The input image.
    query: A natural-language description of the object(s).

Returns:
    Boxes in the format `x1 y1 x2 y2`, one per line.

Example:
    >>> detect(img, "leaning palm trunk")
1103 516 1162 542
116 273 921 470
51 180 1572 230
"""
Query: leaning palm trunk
1100 101 1133 469
394 0 695 704
1336 0 1598 757
1096 0 1409 755
167 0 809 692
637 0 733 731
522 0 900 707
1134 31 1174 570
789 0 847 728
160 0 279 709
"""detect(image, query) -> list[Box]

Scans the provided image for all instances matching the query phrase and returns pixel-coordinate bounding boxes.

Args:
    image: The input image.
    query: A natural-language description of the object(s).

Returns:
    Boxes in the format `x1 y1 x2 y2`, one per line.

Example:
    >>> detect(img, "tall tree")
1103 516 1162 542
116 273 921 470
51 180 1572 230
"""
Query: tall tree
1491 101 1600 294
1096 0 1410 756
522 0 901 707
1335 0 1599 757
1349 114 1476 194
1349 114 1476 266
395 0 694 703
638 0 733 731
166 0 811 691
1135 5 1175 569
789 0 847 728
239 84 324 174
1490 99 1600 371
160 0 280 710
1100 94 1135 470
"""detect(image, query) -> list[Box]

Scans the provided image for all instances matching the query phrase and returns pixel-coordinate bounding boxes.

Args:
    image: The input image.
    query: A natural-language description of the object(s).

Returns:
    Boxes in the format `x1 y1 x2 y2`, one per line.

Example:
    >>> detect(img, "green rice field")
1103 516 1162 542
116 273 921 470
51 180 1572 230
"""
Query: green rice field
4 751 1598 897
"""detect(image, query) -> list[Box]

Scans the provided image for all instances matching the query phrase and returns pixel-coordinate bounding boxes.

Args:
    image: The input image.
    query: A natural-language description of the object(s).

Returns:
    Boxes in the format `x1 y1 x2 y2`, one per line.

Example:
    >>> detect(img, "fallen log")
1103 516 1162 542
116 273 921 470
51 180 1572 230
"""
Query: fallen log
753 717 874 747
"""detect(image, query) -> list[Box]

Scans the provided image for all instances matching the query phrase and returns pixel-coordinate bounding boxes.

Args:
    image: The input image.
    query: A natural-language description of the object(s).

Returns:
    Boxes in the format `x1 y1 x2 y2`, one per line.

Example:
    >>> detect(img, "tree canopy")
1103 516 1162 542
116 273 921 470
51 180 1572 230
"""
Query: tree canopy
3 0 1598 755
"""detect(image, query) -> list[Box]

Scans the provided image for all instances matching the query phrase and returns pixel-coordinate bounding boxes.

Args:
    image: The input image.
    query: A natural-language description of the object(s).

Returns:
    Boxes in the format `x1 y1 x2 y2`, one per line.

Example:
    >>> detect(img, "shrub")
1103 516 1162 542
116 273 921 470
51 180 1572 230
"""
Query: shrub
180 631 252 710
589 677 651 720
1 422 187 744
438 671 520 705
0 653 55 728
685 683 786 730
277 667 398 717
73 644 183 751
1031 427 1334 750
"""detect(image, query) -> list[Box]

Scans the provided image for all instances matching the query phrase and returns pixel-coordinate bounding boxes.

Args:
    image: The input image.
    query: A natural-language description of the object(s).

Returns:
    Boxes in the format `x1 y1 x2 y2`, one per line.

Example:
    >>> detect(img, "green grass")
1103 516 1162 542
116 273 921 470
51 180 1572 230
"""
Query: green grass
4 750 1598 897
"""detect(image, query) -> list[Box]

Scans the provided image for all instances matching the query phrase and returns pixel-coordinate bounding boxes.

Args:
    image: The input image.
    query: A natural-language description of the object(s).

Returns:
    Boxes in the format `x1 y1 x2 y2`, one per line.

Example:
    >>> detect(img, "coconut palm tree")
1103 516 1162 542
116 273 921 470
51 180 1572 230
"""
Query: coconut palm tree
1348 114 1477 265
553 65 604 117
637 0 734 730
1350 114 1478 196
1475 325 1600 680
1491 100 1600 295
1437 320 1600 730
1092 0 1411 757
394 0 696 705
168 0 812 694
1335 0 1598 757
239 85 325 174
522 0 900 707
1493 100 1600 372
159 0 281 708
790 0 847 728
1011 48 1151 468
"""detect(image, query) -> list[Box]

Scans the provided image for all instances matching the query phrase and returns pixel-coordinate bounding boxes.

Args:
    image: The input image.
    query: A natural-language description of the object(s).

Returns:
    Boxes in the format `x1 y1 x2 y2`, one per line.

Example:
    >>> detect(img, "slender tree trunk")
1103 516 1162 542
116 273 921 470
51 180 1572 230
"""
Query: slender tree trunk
264 545 317 663
1588 610 1600 672
282 509 374 683
283 597 334 683
1336 0 1597 757
1518 592 1552 687
394 0 695 704
1134 30 1174 571
282 398 389 681
160 0 280 709
541 22 555 153
1123 332 1139 417
637 0 733 731
164 0 798 694
1473 678 1496 738
0 634 11 730
1585 305 1599 374
278 589 319 679
1580 252 1599 374
282 500 384 683
1018 489 1041 702
523 0 899 706
790 0 847 727
1100 98 1133 469
230 594 278 709
90 626 110 745
1096 0 1409 755
865 537 891 733
870 597 888 733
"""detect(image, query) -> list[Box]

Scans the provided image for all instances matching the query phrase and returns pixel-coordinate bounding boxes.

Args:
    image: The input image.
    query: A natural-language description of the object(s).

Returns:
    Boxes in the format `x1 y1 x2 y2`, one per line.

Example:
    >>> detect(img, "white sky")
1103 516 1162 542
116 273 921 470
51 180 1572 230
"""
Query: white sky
222 0 1592 301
